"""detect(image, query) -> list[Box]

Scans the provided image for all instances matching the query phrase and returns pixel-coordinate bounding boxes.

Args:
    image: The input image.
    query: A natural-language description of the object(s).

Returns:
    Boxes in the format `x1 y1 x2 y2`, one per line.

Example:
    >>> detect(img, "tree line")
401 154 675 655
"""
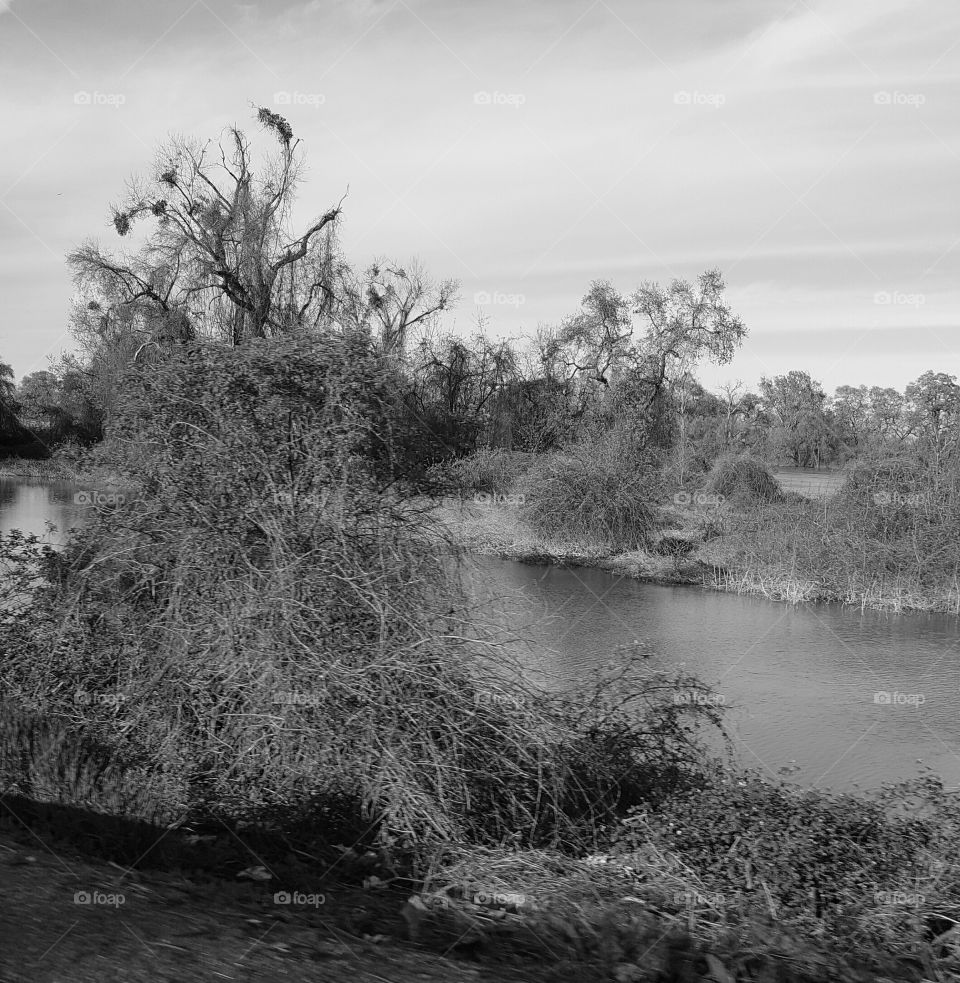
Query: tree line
1 106 956 479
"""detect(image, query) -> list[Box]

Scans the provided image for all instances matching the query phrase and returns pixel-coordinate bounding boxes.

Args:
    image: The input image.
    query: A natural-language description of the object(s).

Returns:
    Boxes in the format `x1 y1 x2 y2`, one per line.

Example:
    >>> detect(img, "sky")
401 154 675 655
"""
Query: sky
0 0 957 395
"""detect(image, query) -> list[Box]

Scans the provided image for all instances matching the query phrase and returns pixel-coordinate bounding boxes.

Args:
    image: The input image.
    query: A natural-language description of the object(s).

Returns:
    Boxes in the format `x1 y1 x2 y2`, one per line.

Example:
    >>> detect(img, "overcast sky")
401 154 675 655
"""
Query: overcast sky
0 0 957 394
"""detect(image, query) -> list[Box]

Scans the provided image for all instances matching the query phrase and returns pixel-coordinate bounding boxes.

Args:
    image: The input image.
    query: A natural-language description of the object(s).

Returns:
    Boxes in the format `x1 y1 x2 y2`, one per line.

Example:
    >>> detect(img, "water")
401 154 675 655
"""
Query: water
4 476 959 794
461 555 960 794
0 476 90 544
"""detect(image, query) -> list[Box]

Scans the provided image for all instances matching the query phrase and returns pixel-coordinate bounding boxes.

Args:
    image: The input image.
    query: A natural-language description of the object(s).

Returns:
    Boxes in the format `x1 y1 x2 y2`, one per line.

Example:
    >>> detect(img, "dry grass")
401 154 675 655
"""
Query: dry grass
426 496 610 562
0 454 127 485
401 838 925 981
519 440 663 551
426 498 708 587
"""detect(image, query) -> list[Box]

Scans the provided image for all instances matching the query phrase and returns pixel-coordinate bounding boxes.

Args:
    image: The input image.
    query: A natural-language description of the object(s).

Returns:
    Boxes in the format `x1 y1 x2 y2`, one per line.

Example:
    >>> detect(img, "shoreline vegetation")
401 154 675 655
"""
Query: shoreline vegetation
425 458 960 615
9 452 956 616
6 451 959 616
447 500 960 615
0 452 127 486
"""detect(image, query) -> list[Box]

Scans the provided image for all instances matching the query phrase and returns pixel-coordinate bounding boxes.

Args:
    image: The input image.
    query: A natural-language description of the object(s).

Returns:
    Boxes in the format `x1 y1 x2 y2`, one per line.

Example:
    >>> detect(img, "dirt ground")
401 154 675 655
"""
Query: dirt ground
0 825 559 983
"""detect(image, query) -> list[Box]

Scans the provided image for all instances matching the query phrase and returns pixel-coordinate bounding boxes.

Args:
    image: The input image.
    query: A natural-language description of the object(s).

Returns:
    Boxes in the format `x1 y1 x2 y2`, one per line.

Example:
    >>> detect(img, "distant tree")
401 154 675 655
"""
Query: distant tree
831 384 871 461
674 376 725 478
404 325 517 458
905 370 960 468
340 259 459 357
632 269 748 410
16 370 60 424
867 386 910 446
759 371 830 468
533 281 634 437
0 360 19 435
15 364 103 446
0 361 49 457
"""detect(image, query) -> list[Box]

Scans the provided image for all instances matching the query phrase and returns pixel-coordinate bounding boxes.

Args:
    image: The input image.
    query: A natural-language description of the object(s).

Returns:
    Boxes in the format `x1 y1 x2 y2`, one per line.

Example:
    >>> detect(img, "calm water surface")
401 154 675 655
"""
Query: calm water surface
0 476 91 543
461 555 960 793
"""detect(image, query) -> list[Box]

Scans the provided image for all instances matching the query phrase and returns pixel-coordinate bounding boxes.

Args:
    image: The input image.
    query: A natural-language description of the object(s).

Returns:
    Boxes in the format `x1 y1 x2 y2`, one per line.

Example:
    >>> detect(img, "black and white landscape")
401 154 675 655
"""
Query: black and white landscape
1 1 959 980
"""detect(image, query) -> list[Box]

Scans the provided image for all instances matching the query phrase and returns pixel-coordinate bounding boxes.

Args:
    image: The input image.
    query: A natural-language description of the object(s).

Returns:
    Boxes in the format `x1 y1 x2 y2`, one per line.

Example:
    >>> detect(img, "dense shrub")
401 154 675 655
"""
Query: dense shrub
610 769 960 958
429 447 535 495
520 434 664 549
703 453 782 506
0 335 722 871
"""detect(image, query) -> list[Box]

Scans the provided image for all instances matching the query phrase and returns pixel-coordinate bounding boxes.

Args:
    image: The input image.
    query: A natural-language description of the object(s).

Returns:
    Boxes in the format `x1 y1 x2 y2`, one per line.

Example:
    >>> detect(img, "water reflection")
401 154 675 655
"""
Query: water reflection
460 555 960 793
0 477 89 544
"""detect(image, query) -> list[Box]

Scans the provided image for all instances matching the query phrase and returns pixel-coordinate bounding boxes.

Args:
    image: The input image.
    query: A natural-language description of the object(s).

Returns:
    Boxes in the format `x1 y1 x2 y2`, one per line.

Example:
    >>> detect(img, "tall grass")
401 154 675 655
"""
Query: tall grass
700 456 960 611
703 453 782 506
519 434 664 550
429 446 535 495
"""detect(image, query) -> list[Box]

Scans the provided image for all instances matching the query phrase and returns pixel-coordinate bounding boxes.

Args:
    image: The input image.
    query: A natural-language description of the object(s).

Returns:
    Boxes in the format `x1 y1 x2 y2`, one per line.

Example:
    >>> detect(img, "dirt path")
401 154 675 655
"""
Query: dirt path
0 826 553 983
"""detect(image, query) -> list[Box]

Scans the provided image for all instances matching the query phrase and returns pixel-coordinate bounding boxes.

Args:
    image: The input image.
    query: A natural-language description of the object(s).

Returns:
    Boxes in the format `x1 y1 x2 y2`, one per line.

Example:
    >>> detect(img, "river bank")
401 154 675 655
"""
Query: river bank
0 789 943 983
431 497 960 615
3 477 960 978
0 454 127 486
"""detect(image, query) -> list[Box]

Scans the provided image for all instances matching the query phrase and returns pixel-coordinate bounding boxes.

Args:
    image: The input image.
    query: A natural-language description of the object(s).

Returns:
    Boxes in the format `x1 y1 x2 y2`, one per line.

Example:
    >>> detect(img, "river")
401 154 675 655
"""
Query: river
3 474 959 794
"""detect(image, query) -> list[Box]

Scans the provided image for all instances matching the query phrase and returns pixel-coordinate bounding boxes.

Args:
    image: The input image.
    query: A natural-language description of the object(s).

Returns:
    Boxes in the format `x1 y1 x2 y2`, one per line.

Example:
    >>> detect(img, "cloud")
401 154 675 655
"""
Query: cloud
739 0 915 73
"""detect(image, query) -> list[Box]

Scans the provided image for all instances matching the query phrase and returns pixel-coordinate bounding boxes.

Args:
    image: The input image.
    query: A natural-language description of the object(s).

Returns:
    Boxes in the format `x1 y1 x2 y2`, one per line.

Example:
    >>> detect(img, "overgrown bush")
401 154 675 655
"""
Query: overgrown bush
834 456 949 540
610 768 960 966
703 454 960 611
0 334 722 873
519 434 664 549
429 447 535 495
703 453 782 506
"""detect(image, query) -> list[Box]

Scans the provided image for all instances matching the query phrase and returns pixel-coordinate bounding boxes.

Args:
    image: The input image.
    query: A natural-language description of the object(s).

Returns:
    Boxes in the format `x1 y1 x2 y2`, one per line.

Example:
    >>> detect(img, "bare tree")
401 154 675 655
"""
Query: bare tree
340 259 459 356
632 269 747 409
68 108 346 347
718 380 745 449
